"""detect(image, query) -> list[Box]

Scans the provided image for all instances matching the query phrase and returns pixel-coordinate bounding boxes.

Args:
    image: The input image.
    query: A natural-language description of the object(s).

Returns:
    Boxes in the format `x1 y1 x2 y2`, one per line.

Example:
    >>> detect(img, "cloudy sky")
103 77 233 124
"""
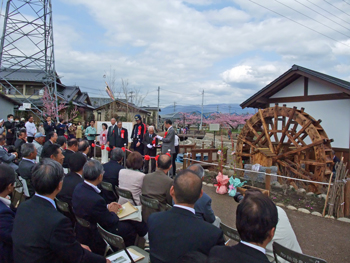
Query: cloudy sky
3 0 350 108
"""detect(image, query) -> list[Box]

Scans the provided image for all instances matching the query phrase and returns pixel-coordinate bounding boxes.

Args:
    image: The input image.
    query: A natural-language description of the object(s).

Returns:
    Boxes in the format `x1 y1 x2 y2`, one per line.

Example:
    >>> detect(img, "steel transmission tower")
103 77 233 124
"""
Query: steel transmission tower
0 0 59 120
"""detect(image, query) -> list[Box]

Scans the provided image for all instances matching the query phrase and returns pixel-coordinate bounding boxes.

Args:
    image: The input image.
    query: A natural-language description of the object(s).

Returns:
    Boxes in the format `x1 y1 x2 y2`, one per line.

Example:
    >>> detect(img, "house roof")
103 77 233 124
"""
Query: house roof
95 99 150 114
0 68 62 84
240 64 350 109
0 93 21 105
141 106 160 111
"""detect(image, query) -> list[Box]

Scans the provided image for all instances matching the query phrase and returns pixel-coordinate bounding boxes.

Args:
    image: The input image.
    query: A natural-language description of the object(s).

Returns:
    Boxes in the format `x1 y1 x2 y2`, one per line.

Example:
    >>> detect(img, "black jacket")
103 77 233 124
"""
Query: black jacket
115 127 128 148
17 159 36 197
102 160 124 203
3 121 14 139
148 206 225 263
62 149 75 169
208 242 271 263
106 125 118 148
12 195 105 263
57 172 84 207
0 200 15 263
43 121 56 135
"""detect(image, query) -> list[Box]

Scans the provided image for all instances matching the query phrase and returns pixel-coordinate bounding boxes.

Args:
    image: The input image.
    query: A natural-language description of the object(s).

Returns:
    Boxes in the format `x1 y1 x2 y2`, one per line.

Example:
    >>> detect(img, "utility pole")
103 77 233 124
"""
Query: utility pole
129 91 134 104
200 90 204 130
173 101 176 113
157 86 160 129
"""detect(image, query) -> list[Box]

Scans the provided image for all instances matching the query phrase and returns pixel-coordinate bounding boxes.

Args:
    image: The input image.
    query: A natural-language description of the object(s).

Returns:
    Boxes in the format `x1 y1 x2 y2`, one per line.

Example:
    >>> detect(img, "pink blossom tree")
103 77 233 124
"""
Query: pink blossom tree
206 113 253 129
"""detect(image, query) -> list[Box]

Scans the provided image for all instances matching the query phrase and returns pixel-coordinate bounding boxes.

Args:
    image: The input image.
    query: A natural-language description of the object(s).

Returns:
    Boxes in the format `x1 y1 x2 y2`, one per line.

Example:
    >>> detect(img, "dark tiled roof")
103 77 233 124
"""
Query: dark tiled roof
0 68 62 84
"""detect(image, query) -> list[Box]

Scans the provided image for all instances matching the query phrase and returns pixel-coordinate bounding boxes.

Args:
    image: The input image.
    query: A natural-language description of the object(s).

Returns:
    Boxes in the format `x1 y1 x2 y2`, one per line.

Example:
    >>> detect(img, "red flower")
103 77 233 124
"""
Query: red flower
144 155 151 161
101 145 105 150
102 134 106 137
121 129 125 139
152 139 156 146
155 155 160 161
113 130 115 134
106 147 111 152
121 147 126 152
166 152 171 157
91 143 95 147
164 131 168 138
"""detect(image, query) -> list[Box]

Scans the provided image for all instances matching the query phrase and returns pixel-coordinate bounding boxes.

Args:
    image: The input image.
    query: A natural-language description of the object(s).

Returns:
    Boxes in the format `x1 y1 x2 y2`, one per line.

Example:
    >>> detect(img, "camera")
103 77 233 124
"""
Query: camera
234 192 244 203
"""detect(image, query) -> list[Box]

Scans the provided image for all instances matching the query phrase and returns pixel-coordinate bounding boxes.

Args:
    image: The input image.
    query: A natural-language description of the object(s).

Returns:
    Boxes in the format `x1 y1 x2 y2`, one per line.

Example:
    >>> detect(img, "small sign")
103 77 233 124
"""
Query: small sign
18 106 25 111
209 124 220 131
23 103 31 109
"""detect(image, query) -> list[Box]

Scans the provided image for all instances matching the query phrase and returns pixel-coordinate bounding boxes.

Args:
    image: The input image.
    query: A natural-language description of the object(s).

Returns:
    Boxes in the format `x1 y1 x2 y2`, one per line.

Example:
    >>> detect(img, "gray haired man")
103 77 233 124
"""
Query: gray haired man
18 143 37 197
143 125 158 174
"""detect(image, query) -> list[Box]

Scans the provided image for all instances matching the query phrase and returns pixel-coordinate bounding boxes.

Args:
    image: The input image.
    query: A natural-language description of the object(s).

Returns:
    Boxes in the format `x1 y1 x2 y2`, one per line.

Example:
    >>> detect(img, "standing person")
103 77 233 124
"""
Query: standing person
99 123 108 164
25 115 37 143
56 119 66 137
68 123 77 139
4 114 15 145
0 163 16 263
43 116 55 142
143 125 158 174
157 119 176 176
85 120 96 158
228 128 232 140
106 118 117 150
131 115 147 155
115 121 128 148
76 121 83 140
38 123 45 135
12 159 108 263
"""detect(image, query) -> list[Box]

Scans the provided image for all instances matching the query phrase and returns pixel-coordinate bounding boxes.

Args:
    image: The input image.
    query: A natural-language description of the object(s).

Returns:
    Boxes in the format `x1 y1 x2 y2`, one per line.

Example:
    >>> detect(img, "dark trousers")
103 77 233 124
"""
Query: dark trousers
27 136 34 143
88 140 95 158
133 139 144 155
6 138 14 145
116 220 148 247
143 148 157 174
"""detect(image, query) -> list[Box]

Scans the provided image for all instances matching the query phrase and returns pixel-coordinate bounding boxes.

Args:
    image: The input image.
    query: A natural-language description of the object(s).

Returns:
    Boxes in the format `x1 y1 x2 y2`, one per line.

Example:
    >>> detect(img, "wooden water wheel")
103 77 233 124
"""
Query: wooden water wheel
236 104 334 191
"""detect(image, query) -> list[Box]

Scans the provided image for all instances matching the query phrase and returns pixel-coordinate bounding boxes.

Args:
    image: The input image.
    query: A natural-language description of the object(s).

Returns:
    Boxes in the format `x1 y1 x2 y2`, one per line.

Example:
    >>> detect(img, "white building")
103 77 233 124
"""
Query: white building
240 64 350 168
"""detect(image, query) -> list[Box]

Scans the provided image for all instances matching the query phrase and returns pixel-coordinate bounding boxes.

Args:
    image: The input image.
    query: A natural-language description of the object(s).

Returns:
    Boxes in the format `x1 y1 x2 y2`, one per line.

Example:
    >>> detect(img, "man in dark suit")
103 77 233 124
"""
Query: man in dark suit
115 121 128 148
43 116 56 141
41 144 65 165
141 154 173 223
14 130 27 159
188 164 217 224
72 160 148 255
42 131 58 154
57 152 86 207
157 119 176 176
148 169 225 263
78 140 91 161
63 138 78 169
106 118 118 149
0 135 18 171
0 163 16 263
143 125 158 174
101 148 125 204
12 158 108 263
18 143 37 197
208 190 278 263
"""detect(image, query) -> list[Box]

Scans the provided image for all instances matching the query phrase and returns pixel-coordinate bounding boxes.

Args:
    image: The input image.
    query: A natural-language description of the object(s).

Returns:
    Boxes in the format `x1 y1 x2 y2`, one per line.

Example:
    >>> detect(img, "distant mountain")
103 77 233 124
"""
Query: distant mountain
160 104 256 115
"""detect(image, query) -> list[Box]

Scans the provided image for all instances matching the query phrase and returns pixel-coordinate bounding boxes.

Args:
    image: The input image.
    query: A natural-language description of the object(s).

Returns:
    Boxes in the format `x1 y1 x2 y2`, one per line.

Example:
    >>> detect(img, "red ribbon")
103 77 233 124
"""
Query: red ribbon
144 155 151 161
214 182 222 188
106 147 111 152
155 155 160 161
121 129 125 139
113 130 115 134
138 126 142 136
164 131 168 138
91 143 95 147
101 145 105 150
102 134 106 137
166 152 171 157
121 147 126 152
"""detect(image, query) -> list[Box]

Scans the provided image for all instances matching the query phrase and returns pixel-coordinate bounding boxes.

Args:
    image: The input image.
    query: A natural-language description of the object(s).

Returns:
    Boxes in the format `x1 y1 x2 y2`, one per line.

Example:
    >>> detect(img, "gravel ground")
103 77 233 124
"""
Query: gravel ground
203 184 350 263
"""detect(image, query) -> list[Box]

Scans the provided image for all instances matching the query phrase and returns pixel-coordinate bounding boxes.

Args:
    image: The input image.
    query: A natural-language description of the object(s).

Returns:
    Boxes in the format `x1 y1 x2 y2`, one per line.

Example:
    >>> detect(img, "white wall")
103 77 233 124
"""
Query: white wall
270 77 304 98
308 79 338 95
270 100 350 148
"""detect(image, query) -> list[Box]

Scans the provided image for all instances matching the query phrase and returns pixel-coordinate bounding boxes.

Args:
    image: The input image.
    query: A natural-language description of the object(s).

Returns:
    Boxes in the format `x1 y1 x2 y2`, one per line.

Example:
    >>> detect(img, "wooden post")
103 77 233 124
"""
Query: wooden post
265 168 271 193
345 178 350 217
322 173 333 217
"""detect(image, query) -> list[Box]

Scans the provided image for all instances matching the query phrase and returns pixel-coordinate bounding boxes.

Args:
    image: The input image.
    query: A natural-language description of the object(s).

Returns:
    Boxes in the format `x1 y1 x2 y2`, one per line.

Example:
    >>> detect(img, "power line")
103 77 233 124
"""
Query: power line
305 0 350 26
248 0 350 48
342 0 350 6
274 0 350 38
294 0 350 31
322 0 350 17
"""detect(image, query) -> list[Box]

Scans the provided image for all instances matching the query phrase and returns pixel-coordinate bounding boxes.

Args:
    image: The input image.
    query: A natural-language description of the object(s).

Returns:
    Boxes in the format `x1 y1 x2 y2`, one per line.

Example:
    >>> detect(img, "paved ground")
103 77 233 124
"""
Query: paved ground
204 184 350 263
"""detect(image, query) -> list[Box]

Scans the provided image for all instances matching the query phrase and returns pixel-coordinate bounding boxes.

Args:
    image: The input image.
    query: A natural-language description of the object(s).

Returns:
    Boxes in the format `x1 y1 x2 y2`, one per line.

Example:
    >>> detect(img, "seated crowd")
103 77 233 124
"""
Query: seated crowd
0 129 302 263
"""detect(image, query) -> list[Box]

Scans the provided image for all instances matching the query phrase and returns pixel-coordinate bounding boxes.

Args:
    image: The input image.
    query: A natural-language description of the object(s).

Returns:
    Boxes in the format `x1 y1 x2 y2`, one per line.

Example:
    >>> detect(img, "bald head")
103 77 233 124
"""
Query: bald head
187 164 204 179
157 154 172 170
173 169 202 205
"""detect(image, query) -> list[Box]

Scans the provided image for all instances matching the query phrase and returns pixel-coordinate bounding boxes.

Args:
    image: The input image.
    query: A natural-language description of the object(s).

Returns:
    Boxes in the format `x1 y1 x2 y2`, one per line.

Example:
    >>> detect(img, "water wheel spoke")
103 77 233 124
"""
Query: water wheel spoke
259 109 274 153
246 121 260 139
276 106 297 153
239 136 258 150
292 119 313 141
274 139 327 160
285 132 300 148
